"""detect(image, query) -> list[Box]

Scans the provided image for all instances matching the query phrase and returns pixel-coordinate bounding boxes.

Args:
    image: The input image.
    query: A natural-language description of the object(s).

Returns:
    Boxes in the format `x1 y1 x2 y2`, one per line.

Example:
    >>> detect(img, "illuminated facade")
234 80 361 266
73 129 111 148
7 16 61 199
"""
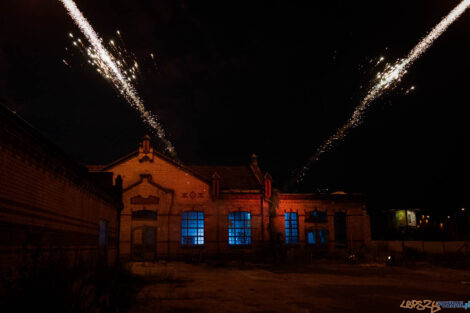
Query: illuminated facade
89 136 371 260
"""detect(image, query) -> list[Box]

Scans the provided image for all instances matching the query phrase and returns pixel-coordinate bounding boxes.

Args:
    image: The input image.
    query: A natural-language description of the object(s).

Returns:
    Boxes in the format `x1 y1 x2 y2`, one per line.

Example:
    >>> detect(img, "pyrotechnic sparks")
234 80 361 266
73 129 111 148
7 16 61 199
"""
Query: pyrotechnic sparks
296 0 470 183
58 0 176 157
68 31 140 86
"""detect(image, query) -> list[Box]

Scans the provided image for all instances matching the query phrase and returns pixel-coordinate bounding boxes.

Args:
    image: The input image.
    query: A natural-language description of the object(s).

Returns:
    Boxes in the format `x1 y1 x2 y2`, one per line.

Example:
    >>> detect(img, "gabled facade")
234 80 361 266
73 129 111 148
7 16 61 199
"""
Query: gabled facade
89 136 370 260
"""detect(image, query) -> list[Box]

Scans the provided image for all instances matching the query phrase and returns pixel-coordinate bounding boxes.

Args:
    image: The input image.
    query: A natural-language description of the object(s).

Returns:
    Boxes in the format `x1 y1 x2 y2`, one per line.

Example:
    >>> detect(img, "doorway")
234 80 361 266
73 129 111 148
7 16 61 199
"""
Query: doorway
334 212 347 244
132 226 156 261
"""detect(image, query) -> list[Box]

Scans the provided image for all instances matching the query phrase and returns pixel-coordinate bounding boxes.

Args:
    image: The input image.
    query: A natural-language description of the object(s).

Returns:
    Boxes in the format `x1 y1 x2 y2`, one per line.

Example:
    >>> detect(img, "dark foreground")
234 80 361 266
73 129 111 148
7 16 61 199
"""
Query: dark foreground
128 261 470 313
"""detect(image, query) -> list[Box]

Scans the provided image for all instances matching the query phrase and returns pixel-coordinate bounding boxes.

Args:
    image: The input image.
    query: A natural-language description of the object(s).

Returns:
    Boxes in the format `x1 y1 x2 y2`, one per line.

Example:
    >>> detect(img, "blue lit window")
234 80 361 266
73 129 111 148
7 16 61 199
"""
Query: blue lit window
181 212 204 245
285 212 299 244
307 229 328 244
228 212 251 246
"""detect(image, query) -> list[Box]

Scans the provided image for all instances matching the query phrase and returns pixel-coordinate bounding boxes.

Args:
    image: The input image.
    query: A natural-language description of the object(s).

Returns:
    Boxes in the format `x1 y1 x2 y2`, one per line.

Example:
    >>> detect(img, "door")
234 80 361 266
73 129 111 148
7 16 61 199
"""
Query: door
334 212 347 244
132 226 156 261
143 227 156 260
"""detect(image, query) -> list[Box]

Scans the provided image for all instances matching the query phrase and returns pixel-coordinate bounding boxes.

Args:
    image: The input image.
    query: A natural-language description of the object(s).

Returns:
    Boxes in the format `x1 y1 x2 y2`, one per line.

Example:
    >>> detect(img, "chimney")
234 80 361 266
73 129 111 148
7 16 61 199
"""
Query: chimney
250 153 264 185
211 172 220 200
251 154 258 167
115 175 123 195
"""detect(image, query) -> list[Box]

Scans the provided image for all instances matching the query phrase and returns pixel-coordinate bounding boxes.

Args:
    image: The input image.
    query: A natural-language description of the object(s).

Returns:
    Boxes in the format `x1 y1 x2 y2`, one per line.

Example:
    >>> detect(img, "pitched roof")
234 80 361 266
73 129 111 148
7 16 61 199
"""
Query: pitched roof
188 165 262 191
86 137 263 192
90 161 263 191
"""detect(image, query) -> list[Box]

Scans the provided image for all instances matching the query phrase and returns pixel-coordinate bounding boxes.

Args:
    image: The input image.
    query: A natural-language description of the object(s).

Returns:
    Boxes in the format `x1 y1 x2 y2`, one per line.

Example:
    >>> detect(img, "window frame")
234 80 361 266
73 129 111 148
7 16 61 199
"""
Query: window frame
285 212 299 244
181 211 205 247
228 211 252 247
305 210 328 223
306 229 329 245
98 220 109 248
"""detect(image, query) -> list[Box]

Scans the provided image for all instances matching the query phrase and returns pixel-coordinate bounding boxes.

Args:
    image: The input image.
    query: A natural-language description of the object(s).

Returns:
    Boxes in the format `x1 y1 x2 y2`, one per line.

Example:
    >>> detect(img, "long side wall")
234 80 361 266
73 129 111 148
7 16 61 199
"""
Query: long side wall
0 115 120 272
369 240 470 254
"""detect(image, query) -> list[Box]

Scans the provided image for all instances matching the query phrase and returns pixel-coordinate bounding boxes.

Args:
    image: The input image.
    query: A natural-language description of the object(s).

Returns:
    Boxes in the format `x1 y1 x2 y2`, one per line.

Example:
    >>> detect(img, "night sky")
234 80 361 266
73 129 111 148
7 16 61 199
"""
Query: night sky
1 0 470 210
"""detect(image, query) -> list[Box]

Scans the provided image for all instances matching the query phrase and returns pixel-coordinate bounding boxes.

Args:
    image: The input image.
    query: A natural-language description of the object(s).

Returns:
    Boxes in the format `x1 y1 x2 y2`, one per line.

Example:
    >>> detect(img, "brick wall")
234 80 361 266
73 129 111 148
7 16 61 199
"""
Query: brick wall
104 143 370 259
0 105 121 272
108 148 269 258
276 194 370 249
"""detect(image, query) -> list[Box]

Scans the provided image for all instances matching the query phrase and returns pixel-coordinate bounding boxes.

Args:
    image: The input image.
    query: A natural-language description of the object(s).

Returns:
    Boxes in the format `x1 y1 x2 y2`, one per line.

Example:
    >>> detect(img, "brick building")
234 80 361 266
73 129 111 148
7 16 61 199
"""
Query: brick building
89 136 371 260
0 103 122 271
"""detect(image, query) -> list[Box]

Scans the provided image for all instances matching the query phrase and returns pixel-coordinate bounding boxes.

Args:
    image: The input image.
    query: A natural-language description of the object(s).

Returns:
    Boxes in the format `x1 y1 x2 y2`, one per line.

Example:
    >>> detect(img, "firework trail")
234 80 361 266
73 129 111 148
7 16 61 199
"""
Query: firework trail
58 0 176 158
296 0 470 184
68 32 140 88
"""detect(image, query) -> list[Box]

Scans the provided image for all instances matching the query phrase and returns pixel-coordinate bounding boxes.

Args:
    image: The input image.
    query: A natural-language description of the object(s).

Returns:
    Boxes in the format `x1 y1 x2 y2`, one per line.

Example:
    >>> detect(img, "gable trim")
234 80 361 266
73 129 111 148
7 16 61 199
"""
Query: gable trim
123 174 174 194
101 150 211 184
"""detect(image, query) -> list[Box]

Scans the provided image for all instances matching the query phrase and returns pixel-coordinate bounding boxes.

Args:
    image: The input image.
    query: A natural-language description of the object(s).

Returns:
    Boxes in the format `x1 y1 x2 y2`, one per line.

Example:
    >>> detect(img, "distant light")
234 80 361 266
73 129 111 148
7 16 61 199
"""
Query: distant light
447 216 451 219
461 208 466 211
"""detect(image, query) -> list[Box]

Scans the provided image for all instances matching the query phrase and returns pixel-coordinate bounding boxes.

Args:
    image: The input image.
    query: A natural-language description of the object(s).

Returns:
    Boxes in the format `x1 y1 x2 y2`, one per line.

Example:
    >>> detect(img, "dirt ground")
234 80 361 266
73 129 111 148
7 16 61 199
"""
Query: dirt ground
128 260 470 313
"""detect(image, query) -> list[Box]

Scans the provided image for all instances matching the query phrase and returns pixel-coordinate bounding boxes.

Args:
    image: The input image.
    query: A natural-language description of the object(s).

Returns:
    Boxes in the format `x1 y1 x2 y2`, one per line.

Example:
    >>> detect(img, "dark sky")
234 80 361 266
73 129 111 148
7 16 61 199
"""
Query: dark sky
1 0 470 209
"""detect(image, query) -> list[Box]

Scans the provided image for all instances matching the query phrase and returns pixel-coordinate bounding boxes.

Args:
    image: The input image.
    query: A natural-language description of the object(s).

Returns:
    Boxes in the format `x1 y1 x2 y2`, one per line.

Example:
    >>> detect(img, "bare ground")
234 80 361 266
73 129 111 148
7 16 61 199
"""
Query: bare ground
128 260 470 313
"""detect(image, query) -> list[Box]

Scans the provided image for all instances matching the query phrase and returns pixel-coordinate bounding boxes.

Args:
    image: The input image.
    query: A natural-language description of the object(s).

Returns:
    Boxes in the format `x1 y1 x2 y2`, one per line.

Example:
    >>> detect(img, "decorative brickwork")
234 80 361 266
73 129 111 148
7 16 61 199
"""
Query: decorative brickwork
93 136 371 260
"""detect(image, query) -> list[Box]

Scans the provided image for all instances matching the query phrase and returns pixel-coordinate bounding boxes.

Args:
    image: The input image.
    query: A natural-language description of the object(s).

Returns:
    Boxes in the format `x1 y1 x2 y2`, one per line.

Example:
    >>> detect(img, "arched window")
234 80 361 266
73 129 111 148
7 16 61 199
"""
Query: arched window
228 211 251 246
181 212 204 245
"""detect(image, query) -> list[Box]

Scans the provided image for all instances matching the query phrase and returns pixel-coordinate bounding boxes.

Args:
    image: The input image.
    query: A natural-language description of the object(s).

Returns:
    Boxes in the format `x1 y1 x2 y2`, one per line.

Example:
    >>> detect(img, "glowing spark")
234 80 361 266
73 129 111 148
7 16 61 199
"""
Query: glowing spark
405 85 416 95
58 0 176 157
296 0 470 183
376 56 385 66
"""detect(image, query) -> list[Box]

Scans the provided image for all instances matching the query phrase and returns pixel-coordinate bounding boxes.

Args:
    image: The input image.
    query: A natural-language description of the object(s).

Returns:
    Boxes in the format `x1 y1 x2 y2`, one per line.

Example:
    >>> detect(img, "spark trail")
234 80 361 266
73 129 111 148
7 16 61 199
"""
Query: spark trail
58 0 176 158
296 0 470 183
